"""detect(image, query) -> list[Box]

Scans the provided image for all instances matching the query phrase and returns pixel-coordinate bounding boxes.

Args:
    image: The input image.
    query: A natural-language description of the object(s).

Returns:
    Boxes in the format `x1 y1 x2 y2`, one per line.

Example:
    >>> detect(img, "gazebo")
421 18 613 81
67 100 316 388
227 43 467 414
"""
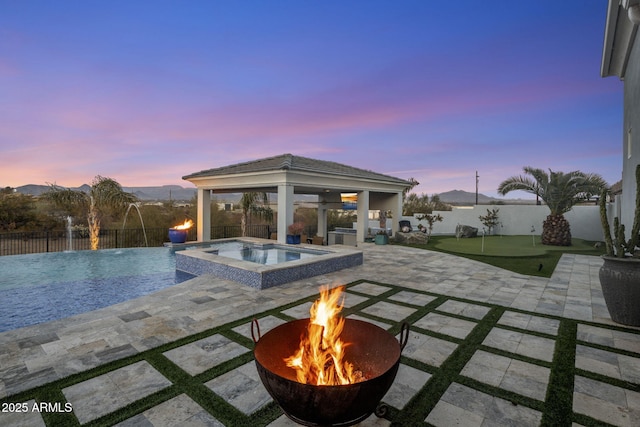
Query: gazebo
182 154 412 245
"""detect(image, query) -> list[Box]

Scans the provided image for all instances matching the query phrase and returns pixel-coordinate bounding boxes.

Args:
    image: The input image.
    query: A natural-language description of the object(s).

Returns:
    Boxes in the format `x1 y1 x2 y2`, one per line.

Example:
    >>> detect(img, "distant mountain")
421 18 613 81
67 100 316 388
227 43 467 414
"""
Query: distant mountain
15 184 197 201
436 190 498 205
13 184 533 205
436 189 535 205
123 185 196 201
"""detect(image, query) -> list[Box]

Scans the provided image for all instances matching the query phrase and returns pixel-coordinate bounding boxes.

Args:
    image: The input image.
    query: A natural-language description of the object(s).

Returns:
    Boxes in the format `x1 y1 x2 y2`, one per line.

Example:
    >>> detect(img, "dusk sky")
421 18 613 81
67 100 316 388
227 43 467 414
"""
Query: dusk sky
0 1 623 199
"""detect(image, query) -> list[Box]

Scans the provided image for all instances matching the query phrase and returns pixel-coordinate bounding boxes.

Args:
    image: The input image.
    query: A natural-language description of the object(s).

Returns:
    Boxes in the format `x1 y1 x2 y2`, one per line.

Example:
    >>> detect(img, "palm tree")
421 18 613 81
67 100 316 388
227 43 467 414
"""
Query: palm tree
42 176 138 250
239 192 273 237
497 167 607 246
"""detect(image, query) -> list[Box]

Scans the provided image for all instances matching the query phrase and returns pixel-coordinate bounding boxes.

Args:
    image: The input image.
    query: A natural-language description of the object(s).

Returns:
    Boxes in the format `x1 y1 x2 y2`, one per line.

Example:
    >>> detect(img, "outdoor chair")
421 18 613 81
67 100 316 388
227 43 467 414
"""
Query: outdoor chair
399 220 412 232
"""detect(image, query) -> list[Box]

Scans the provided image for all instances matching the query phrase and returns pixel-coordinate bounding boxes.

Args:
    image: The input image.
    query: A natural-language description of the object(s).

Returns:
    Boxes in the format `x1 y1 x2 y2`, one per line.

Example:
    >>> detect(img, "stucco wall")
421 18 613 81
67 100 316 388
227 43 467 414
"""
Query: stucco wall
399 204 604 241
622 30 640 236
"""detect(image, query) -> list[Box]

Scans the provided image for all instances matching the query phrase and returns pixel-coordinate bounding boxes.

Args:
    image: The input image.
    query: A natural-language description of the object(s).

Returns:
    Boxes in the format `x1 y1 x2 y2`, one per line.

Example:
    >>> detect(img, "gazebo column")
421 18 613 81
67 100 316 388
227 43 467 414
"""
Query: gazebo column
197 188 211 242
356 190 370 245
277 184 295 243
390 191 403 235
317 196 328 240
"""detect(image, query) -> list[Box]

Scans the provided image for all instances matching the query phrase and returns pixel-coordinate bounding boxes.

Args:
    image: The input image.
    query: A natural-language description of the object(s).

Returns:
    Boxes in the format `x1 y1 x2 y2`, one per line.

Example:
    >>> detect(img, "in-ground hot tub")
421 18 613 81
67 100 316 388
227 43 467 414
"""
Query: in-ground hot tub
174 238 363 289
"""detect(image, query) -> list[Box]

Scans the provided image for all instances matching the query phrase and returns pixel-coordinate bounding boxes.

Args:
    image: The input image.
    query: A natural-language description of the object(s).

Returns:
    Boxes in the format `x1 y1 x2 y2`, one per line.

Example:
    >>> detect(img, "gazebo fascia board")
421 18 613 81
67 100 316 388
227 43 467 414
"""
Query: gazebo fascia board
188 170 407 194
183 154 411 244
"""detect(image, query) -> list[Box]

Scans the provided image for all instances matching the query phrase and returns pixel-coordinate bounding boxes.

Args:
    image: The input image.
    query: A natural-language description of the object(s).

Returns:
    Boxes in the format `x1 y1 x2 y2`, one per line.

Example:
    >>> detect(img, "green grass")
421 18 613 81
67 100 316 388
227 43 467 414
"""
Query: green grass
402 235 606 277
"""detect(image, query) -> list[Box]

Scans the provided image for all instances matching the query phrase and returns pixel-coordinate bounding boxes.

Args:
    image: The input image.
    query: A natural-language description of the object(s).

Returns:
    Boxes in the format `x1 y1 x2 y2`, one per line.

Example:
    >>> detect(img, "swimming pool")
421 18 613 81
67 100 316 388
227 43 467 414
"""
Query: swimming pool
0 248 194 332
206 240 327 265
176 238 363 289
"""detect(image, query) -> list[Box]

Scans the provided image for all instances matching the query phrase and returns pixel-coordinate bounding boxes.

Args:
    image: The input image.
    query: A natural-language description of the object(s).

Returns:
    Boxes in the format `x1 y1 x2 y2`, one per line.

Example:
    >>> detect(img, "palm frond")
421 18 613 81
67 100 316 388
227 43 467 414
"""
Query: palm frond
497 167 607 216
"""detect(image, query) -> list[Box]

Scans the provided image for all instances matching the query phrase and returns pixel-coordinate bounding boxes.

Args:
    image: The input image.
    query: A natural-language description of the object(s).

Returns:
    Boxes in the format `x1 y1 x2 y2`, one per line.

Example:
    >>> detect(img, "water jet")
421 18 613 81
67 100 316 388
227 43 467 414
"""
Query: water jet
122 203 149 247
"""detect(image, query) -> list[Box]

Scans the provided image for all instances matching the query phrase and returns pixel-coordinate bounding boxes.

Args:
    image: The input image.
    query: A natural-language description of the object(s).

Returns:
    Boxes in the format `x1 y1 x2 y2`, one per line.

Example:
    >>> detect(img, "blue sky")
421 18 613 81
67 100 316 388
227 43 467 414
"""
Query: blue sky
0 1 623 198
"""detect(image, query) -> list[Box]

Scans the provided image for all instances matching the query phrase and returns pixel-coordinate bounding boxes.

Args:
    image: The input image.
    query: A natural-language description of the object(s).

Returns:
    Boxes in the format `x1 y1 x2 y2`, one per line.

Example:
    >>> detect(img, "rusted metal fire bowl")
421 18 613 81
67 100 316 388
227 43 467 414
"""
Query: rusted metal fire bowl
252 318 408 427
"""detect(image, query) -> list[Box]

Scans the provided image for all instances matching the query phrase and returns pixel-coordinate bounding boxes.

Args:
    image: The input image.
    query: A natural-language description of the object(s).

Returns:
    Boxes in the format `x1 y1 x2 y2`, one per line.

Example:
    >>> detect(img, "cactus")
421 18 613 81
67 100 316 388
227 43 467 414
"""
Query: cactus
600 164 640 258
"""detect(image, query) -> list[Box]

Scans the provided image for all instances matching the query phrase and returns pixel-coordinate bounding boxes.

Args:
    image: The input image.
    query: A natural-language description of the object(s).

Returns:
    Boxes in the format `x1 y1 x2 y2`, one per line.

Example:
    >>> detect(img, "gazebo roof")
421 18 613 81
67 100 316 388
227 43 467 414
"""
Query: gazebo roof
183 153 410 186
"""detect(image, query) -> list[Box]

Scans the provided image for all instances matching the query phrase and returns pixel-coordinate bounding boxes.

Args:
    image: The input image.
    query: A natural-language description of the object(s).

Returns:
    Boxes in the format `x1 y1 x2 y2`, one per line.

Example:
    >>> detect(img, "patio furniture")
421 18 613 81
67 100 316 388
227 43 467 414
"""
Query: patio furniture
399 220 412 232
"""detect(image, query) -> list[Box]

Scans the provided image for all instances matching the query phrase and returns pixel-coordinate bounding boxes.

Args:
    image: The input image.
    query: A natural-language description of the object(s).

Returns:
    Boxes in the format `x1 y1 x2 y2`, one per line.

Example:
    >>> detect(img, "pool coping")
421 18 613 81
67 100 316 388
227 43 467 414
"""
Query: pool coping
174 238 364 289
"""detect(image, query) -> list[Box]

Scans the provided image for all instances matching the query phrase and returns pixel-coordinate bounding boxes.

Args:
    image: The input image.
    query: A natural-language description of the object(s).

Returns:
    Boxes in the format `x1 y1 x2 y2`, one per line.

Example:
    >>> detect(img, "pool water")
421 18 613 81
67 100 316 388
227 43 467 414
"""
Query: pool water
176 238 363 289
0 248 193 332
207 241 325 265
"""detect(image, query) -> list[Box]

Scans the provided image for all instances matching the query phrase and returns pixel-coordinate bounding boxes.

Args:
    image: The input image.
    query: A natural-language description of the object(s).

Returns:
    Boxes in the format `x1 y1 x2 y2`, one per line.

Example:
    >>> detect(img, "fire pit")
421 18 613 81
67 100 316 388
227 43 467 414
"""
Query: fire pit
251 286 409 426
168 219 193 244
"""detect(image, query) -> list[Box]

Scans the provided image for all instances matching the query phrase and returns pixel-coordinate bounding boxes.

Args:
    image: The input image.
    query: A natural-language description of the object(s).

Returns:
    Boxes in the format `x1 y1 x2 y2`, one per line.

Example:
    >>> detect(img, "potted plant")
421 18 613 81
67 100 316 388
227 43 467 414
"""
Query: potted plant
599 164 640 326
287 222 305 244
375 229 389 245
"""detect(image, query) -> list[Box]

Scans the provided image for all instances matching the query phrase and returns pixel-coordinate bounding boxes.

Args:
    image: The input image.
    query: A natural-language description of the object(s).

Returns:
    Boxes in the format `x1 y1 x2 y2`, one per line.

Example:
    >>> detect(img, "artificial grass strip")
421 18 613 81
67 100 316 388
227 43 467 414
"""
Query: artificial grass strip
36 388 79 427
391 306 504 426
2 281 640 427
541 320 577 427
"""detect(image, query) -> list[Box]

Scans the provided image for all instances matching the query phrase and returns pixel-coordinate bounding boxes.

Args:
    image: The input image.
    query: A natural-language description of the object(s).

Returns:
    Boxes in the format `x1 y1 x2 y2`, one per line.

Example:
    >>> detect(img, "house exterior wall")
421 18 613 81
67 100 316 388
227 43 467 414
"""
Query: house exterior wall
622 29 640 234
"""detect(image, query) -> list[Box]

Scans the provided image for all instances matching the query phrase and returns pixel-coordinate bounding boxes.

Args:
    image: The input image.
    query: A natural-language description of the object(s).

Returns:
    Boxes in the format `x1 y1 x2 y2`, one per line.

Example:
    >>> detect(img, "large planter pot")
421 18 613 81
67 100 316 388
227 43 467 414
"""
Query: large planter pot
286 234 301 244
599 256 640 326
168 228 188 244
374 234 388 245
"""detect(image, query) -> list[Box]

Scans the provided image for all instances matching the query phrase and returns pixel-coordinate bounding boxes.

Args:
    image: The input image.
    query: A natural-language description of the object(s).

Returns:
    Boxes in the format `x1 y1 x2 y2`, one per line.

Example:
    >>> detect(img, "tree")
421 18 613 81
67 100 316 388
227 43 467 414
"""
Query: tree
239 192 273 237
403 177 420 199
42 176 138 250
497 167 607 246
415 213 443 243
403 193 451 216
0 190 38 231
479 208 500 235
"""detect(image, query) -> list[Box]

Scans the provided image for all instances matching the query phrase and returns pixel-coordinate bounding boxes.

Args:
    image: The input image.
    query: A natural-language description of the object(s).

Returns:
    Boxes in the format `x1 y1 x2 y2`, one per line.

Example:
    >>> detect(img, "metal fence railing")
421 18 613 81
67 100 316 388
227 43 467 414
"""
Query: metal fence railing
0 224 274 256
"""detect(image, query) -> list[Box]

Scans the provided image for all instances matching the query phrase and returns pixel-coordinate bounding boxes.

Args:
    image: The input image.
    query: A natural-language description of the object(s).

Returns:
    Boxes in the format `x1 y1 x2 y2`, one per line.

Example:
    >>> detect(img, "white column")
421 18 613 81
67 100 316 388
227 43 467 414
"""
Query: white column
356 190 369 245
317 197 328 239
390 192 403 235
197 188 211 242
277 184 295 243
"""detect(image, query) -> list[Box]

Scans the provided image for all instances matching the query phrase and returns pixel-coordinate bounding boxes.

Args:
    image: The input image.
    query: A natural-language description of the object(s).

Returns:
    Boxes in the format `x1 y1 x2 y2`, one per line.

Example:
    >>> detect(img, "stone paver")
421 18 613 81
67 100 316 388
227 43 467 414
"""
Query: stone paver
205 362 271 415
388 290 437 307
577 323 640 353
576 345 640 383
360 301 417 322
498 311 560 335
461 350 550 401
426 382 543 426
62 361 172 424
436 300 491 320
1 246 639 427
348 282 392 296
115 394 224 426
0 400 45 427
573 376 640 427
382 363 432 409
163 334 248 376
414 312 477 339
232 315 287 340
482 327 556 362
401 331 458 367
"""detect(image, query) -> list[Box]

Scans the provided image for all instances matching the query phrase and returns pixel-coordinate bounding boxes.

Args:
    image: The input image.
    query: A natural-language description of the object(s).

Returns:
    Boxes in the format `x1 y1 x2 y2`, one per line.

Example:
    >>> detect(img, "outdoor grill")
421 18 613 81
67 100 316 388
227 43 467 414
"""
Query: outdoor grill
252 318 409 426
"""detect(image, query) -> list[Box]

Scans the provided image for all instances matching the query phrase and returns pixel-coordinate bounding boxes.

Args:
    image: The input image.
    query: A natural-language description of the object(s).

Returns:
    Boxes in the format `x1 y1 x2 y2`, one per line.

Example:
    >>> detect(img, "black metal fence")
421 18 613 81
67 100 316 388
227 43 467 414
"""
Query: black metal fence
0 224 273 256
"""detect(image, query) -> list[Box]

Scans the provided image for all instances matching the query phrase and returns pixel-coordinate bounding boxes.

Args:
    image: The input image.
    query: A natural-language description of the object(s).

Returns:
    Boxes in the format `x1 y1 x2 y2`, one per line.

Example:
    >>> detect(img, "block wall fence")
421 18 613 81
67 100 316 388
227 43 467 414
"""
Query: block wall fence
397 204 608 242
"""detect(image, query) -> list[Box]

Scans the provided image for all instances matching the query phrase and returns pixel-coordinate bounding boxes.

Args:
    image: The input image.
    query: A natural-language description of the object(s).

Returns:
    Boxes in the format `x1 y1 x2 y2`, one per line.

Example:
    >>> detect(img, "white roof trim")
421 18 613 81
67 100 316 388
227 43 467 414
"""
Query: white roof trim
602 0 639 79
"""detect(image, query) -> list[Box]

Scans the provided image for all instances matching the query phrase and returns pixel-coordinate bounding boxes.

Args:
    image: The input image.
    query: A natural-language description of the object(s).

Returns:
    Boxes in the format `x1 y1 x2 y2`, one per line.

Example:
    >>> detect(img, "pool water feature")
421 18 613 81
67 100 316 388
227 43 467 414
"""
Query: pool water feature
175 238 363 289
0 248 194 332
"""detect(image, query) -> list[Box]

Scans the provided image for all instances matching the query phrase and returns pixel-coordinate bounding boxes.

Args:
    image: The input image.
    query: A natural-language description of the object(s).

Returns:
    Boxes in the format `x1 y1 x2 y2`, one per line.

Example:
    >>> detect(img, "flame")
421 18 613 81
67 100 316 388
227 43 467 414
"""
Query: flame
284 285 360 386
173 219 193 230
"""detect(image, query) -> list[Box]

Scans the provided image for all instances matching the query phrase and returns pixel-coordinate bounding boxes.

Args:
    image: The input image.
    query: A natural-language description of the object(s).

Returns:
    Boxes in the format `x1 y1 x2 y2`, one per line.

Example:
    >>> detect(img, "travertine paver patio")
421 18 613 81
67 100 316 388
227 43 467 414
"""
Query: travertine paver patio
0 244 639 426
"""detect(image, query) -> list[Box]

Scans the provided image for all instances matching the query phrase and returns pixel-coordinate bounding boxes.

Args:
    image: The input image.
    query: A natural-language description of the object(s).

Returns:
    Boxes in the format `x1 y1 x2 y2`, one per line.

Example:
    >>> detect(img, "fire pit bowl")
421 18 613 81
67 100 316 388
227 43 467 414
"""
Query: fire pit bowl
168 228 188 244
252 318 409 426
